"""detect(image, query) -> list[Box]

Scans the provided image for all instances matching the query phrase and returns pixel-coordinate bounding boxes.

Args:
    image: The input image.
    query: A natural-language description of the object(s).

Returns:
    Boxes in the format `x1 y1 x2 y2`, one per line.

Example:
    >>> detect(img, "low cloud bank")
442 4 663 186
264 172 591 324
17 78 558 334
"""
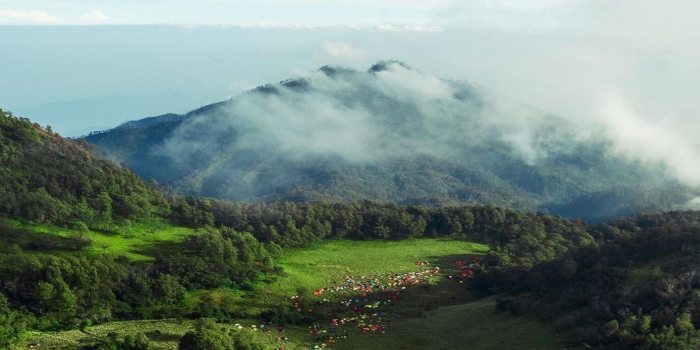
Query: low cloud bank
157 62 700 190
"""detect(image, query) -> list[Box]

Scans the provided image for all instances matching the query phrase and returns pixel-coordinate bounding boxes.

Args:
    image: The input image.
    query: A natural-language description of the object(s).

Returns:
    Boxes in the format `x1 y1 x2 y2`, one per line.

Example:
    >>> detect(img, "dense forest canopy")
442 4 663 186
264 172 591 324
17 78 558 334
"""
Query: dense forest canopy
475 211 700 349
0 109 168 229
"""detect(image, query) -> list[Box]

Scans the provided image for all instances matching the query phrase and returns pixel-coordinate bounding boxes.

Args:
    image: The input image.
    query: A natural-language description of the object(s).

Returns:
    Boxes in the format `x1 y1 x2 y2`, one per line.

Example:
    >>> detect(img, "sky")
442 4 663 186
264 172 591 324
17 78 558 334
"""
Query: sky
1 0 699 187
0 1 448 27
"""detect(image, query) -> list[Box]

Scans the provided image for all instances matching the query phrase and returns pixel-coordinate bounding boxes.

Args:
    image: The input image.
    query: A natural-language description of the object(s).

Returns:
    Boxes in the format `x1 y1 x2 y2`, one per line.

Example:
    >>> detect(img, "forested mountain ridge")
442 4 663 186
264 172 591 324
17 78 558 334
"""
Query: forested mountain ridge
84 61 696 223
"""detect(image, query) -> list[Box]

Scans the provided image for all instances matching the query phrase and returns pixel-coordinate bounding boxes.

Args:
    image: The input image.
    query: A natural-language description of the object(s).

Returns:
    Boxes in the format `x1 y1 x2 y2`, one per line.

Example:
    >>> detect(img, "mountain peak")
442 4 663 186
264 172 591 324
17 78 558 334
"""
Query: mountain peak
368 60 411 73
318 65 357 77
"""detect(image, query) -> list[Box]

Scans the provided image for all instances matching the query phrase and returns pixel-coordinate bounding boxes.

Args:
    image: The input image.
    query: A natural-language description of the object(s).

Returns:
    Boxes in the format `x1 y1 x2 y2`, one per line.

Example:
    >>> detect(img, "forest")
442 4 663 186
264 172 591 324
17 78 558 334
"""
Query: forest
4 107 700 349
480 211 700 349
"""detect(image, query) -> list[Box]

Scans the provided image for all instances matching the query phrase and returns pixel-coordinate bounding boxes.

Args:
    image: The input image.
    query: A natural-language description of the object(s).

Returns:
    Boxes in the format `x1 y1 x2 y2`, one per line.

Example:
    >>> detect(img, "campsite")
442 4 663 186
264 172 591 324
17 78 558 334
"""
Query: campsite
25 239 561 349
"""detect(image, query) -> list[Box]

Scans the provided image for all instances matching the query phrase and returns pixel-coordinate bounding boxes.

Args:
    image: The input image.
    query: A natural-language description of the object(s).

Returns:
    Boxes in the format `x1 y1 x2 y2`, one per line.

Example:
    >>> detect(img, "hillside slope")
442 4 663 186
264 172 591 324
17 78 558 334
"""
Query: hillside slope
0 109 168 228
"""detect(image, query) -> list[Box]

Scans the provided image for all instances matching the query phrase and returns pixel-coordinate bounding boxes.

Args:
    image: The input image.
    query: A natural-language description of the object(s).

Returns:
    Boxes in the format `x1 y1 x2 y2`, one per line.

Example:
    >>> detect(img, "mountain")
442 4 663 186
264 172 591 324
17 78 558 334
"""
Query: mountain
84 61 695 223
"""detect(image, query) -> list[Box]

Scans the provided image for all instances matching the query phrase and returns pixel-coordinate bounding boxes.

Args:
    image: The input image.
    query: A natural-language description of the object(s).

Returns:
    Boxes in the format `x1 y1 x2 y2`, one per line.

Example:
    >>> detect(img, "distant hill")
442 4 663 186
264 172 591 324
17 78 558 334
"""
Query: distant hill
0 109 168 228
84 61 696 223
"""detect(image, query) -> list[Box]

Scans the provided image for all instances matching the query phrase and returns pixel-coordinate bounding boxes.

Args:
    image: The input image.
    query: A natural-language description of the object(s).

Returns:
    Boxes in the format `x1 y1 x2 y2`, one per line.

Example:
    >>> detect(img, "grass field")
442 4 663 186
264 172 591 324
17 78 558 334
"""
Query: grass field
28 238 562 350
26 320 193 350
81 225 197 261
268 238 489 296
13 219 198 261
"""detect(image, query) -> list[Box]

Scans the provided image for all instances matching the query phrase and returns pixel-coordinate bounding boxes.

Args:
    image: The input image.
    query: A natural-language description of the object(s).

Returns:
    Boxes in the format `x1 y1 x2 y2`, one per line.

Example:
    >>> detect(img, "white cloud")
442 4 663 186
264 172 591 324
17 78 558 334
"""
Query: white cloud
438 0 579 29
323 42 365 62
180 23 445 32
592 91 700 186
82 10 109 24
372 24 445 32
0 10 61 25
189 0 449 10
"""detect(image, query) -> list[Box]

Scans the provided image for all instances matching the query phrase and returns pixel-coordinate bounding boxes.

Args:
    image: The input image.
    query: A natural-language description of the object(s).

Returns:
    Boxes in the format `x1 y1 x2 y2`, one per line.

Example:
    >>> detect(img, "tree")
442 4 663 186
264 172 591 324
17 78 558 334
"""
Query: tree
153 274 186 305
0 293 25 349
73 221 90 237
178 318 234 350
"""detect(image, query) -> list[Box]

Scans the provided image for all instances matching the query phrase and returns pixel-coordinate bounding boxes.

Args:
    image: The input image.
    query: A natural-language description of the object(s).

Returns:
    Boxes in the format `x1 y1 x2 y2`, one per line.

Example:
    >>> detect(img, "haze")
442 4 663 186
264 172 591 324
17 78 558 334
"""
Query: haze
2 0 700 186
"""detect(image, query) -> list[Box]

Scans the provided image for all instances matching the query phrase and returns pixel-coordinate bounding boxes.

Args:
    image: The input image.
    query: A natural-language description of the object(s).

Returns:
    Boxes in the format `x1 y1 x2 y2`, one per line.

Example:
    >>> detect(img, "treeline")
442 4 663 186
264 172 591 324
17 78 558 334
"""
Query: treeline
476 211 700 349
0 109 170 230
169 197 593 250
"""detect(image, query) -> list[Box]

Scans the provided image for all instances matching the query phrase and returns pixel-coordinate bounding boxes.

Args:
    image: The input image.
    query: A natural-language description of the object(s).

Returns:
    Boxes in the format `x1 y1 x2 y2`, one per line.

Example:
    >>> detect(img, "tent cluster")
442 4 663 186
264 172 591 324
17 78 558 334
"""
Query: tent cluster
311 268 441 297
448 257 483 282
307 324 348 349
283 257 481 349
234 322 273 331
290 264 445 350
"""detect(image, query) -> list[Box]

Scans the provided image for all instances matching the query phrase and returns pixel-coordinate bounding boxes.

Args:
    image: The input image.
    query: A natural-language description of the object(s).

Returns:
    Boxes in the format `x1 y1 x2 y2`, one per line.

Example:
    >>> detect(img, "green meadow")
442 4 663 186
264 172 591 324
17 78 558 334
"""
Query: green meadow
12 219 198 261
269 238 489 295
28 238 562 350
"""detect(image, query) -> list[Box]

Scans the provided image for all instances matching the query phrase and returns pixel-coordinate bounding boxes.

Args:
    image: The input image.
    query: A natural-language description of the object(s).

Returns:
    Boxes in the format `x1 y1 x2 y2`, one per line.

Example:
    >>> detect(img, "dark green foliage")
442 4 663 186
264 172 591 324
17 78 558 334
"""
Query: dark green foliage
178 318 264 350
0 224 275 339
0 293 25 349
0 109 169 228
81 332 150 350
476 211 700 349
169 198 592 250
154 226 273 290
178 318 233 350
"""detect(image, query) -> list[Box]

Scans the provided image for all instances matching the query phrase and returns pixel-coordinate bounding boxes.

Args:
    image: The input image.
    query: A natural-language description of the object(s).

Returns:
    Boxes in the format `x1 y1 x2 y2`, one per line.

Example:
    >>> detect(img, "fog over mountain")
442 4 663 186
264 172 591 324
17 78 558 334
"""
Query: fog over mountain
85 61 698 222
161 63 513 164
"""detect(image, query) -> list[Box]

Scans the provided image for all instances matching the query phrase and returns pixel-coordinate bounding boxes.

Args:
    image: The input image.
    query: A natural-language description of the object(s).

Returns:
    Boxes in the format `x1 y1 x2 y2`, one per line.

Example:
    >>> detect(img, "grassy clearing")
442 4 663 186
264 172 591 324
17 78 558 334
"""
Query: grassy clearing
268 238 489 296
260 238 560 350
28 238 562 350
12 219 197 261
26 319 313 350
81 225 197 262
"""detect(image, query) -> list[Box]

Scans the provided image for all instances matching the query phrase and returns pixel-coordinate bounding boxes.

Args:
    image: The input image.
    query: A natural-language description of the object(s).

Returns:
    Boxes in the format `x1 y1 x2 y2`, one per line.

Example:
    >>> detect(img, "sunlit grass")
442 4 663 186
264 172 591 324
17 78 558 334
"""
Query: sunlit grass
267 238 488 296
12 219 198 261
27 238 562 350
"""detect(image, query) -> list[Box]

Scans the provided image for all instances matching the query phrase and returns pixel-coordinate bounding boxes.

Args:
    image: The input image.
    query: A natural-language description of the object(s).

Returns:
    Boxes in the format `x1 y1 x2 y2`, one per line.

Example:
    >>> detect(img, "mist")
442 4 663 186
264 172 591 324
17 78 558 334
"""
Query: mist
3 1 699 190
157 63 559 167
